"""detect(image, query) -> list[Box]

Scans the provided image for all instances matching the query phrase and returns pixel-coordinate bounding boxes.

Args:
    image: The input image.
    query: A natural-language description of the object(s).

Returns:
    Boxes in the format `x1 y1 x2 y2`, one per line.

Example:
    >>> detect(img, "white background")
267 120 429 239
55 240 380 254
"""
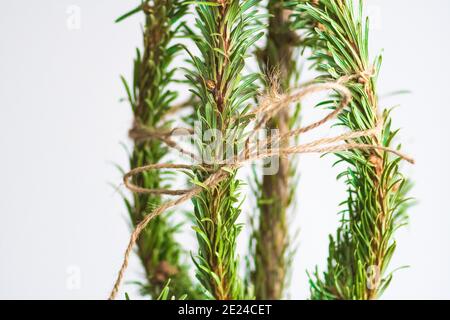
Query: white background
1 0 449 299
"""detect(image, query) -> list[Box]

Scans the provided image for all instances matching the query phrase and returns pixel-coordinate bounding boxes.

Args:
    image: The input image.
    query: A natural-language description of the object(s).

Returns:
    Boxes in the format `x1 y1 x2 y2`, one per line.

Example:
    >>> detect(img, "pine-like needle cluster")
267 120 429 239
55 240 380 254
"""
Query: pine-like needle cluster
291 0 412 300
118 0 202 299
251 0 302 300
185 0 265 300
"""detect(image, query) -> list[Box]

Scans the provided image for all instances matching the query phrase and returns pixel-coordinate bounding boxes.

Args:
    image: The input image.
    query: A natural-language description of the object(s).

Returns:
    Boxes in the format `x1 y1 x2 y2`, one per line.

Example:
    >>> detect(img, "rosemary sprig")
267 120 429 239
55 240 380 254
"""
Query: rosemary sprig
292 0 412 300
118 0 202 299
251 0 301 300
185 0 265 300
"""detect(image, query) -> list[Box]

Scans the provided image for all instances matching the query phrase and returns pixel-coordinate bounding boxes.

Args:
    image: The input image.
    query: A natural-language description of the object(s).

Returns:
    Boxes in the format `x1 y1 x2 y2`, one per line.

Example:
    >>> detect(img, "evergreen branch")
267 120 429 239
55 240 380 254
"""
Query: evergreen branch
187 0 265 300
251 0 302 300
291 0 412 300
119 0 202 299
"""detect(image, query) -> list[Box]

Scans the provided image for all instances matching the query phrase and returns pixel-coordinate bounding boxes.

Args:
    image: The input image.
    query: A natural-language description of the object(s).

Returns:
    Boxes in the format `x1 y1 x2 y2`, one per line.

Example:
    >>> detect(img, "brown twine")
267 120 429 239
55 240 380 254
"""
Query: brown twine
129 125 194 142
108 73 414 300
244 82 352 157
129 124 200 162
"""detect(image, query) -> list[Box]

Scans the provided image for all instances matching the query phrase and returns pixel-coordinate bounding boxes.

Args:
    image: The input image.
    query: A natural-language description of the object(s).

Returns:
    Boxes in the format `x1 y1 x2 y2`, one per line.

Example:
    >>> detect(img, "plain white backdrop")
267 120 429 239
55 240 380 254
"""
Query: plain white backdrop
0 0 449 299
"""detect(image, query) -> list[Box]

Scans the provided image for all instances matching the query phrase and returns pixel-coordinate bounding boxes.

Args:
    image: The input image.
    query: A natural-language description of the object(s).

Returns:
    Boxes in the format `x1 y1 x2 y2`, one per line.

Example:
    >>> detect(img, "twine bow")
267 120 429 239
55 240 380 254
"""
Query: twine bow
108 75 414 300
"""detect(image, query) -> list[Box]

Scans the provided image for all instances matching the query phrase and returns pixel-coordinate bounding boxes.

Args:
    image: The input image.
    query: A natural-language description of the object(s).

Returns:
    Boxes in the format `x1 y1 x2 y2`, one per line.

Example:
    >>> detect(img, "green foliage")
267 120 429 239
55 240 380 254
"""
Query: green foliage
115 0 412 301
250 0 302 300
157 280 188 300
291 0 412 300
185 0 265 300
119 0 202 299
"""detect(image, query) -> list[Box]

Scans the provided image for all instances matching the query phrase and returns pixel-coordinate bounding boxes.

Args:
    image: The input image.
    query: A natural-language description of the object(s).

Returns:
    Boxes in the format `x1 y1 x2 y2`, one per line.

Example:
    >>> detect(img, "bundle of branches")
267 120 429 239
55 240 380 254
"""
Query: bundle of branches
291 0 412 299
110 0 414 301
117 0 201 299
